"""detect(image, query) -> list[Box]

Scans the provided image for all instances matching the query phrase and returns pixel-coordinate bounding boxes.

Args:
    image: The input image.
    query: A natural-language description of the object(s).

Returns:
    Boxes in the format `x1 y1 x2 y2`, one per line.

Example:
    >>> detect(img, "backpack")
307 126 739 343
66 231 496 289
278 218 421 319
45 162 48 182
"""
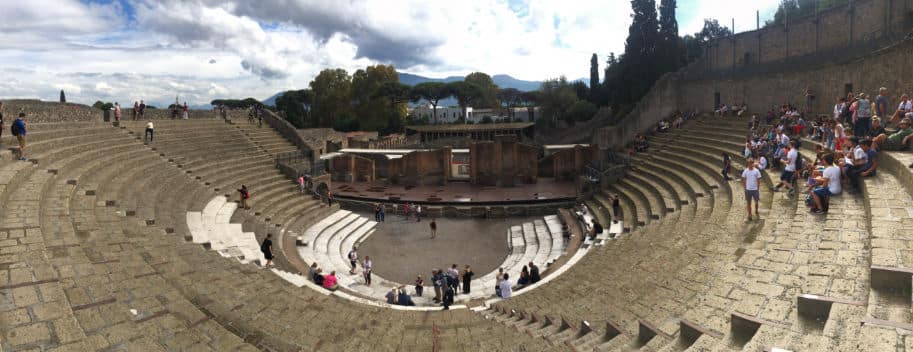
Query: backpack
10 125 17 136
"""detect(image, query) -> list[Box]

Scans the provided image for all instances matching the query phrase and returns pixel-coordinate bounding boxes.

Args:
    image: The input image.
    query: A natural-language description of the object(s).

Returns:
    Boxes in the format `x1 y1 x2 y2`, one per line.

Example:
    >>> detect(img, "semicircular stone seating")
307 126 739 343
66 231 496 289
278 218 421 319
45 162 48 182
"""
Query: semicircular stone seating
290 209 581 306
0 118 554 352
5 111 911 351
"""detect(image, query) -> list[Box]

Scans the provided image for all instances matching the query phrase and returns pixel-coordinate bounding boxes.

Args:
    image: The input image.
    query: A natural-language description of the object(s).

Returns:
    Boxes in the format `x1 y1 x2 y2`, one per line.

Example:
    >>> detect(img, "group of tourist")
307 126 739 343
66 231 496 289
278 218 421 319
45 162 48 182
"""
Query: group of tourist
716 102 748 117
731 86 913 220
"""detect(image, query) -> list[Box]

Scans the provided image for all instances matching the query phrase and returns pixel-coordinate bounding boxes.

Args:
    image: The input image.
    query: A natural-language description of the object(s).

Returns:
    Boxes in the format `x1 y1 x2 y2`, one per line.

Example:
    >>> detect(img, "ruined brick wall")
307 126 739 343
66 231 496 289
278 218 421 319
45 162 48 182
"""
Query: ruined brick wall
470 141 540 186
330 155 375 182
391 149 449 186
704 0 911 72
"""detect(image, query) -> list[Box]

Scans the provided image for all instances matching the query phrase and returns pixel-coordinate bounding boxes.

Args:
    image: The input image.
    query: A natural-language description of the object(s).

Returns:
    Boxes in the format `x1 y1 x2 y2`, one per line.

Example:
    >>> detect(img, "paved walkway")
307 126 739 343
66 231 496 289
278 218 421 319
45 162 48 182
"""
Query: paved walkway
355 213 517 283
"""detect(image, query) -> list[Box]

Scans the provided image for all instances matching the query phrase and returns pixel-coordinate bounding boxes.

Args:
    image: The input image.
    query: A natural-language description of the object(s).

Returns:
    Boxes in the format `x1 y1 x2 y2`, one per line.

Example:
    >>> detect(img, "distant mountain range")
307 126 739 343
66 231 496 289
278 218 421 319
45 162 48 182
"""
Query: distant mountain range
261 72 585 107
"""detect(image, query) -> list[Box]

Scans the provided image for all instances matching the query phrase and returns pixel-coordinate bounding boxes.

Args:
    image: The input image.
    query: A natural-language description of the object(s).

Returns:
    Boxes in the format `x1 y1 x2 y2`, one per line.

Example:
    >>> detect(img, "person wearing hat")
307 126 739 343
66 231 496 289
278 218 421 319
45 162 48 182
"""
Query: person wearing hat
854 92 872 138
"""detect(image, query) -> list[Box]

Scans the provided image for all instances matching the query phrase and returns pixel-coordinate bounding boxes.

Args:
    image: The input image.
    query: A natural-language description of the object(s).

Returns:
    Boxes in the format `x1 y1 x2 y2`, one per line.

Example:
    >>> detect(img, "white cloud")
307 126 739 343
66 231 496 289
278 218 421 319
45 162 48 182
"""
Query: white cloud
0 0 767 107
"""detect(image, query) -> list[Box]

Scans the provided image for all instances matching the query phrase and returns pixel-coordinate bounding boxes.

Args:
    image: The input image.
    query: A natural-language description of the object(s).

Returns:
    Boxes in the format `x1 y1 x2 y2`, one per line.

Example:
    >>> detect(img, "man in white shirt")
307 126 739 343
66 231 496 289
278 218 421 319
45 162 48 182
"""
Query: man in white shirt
499 273 512 299
775 140 798 195
846 138 869 192
893 94 913 125
741 158 762 221
758 155 768 171
811 154 840 214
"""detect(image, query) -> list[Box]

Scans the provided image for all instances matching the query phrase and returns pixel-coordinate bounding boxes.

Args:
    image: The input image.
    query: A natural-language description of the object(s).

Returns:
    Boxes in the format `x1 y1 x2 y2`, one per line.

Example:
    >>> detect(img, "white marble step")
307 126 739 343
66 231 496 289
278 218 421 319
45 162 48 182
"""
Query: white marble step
301 209 352 244
544 215 565 260
532 220 551 267
304 213 359 263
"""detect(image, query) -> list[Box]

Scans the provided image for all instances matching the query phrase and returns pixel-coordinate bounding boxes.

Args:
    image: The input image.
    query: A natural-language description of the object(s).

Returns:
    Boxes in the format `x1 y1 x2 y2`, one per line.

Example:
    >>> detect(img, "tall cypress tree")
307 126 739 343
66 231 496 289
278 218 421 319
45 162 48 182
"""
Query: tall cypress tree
658 0 680 72
589 53 599 101
624 0 660 104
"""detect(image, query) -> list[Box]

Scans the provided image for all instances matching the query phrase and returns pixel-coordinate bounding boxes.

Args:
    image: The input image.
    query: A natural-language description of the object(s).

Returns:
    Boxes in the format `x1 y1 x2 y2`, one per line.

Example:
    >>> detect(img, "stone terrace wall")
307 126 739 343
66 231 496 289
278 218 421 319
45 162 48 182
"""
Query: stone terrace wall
684 38 913 115
702 0 912 73
593 37 913 150
0 99 252 123
0 99 100 123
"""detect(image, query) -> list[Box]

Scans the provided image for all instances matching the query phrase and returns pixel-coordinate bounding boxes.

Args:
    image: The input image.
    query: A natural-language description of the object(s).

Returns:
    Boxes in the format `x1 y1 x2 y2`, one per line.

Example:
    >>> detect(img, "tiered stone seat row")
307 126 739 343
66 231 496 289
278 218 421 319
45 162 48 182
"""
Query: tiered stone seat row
0 119 545 351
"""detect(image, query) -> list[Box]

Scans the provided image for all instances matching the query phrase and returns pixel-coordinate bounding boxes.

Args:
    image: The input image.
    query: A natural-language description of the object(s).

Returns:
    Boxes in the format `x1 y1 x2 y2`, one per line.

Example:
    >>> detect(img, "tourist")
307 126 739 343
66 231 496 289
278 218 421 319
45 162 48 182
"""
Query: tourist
260 234 273 267
11 113 27 161
414 275 424 297
308 263 318 281
397 289 415 306
415 204 422 222
833 97 846 122
429 219 437 239
875 87 890 122
561 224 571 246
403 203 411 219
847 139 877 192
845 137 869 193
495 268 505 297
257 105 263 127
872 118 913 151
518 265 530 286
113 102 121 123
528 262 541 284
611 195 621 224
323 271 339 291
432 269 443 302
385 287 400 304
362 256 373 286
373 204 381 222
442 280 454 310
811 153 840 213
182 101 189 119
313 268 324 286
145 121 154 143
721 153 732 181
741 158 762 221
868 117 886 140
833 120 846 151
132 101 138 120
758 155 768 171
861 139 879 177
325 190 333 206
347 246 358 274
590 219 603 240
248 106 255 124
379 204 385 222
298 175 306 193
854 93 873 138
499 273 512 299
893 94 913 125
462 265 474 294
774 140 798 196
139 100 146 119
447 264 460 293
238 185 250 209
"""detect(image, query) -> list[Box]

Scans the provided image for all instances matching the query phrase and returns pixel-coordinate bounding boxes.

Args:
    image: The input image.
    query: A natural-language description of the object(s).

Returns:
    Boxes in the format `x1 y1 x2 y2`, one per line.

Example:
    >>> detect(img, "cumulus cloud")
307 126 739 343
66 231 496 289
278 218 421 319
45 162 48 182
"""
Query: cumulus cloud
0 0 783 107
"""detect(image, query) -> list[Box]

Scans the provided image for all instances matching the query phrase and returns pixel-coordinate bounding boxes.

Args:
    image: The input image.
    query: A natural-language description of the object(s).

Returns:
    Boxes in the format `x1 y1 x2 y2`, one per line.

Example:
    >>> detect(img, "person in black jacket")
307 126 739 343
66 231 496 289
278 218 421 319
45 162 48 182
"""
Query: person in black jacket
528 262 541 284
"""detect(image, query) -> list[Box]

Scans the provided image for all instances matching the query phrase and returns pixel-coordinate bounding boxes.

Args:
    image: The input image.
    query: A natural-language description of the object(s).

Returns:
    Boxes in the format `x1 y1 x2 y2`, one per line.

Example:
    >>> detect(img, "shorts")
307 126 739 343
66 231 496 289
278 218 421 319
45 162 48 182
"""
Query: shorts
262 251 273 260
744 189 760 202
16 135 26 148
780 170 795 182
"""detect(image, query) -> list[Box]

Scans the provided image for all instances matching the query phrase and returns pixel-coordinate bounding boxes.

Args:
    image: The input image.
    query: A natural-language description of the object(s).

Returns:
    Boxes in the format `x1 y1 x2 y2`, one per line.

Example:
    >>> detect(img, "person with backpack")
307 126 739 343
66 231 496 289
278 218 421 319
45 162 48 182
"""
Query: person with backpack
260 234 274 267
139 100 146 119
11 112 28 161
238 185 250 209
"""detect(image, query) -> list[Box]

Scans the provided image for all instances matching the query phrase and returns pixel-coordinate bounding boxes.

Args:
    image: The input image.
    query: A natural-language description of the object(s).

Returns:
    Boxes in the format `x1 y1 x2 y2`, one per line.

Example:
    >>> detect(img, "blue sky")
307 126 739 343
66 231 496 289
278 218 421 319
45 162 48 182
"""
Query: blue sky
1 0 782 107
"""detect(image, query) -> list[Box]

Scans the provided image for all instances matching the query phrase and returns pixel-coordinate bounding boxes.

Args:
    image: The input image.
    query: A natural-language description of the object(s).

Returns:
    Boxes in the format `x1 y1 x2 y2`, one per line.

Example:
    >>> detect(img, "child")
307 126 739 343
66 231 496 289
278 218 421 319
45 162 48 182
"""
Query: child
414 275 424 297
